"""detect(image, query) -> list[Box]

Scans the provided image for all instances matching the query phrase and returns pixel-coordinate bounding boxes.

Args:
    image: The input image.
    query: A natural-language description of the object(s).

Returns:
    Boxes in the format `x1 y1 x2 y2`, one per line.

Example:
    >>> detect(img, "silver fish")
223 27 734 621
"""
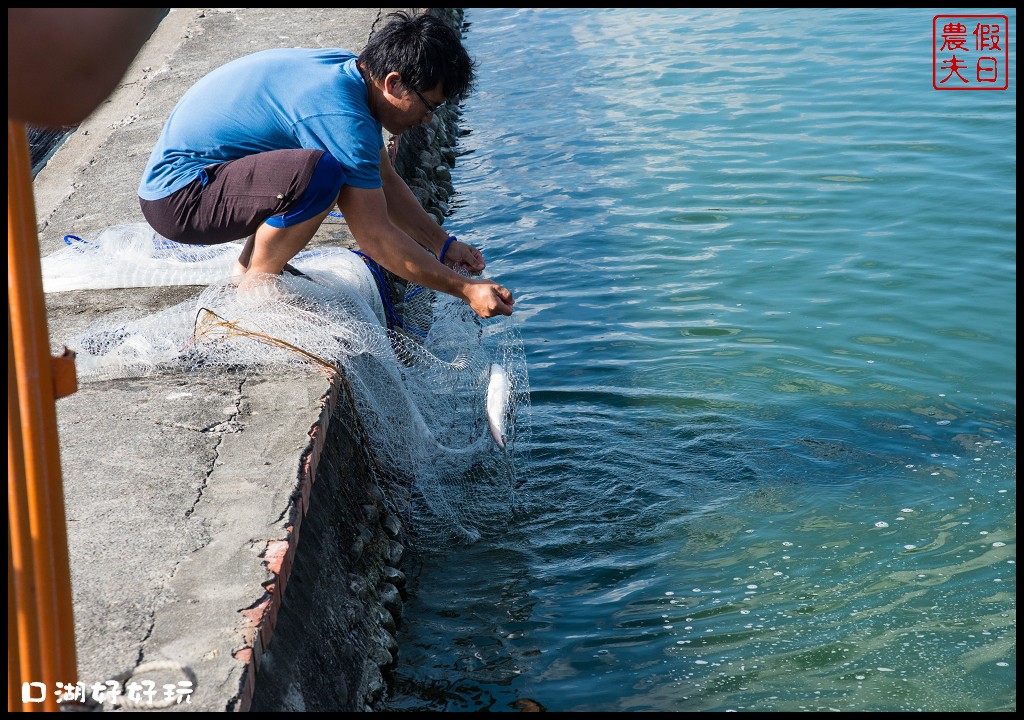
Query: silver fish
485 363 510 449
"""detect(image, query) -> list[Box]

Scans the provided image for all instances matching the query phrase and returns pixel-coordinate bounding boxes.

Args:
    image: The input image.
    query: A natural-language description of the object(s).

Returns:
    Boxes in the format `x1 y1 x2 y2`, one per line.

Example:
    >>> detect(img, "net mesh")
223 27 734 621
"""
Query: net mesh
44 224 529 542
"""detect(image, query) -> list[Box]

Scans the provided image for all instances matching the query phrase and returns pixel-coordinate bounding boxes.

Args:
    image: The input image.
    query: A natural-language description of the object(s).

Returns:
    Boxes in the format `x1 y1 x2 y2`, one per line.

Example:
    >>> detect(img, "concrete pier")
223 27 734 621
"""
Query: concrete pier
30 8 467 711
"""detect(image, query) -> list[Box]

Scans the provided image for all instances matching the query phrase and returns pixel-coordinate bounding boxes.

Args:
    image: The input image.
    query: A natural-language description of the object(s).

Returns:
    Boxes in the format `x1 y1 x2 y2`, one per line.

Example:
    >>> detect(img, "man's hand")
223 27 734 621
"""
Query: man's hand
463 279 514 318
443 238 486 274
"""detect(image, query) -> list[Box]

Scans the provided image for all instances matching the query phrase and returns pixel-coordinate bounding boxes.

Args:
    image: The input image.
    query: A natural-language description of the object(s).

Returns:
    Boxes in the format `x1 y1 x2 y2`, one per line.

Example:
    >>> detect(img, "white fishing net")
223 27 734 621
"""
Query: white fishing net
43 223 529 541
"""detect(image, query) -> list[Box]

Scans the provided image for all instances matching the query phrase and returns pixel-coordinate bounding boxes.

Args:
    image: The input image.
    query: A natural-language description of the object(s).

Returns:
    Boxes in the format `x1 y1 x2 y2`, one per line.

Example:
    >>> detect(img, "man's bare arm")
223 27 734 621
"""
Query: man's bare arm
378 147 486 272
338 183 513 318
379 147 449 254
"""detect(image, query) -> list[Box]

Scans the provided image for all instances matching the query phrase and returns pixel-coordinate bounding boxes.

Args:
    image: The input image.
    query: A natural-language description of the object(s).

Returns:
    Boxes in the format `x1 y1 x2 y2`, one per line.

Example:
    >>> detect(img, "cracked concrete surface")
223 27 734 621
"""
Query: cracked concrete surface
55 366 325 709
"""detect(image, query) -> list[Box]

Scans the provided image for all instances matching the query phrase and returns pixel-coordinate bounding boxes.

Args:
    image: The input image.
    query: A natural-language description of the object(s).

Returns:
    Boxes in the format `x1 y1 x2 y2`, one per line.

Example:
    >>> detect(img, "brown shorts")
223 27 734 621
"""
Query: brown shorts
139 149 336 245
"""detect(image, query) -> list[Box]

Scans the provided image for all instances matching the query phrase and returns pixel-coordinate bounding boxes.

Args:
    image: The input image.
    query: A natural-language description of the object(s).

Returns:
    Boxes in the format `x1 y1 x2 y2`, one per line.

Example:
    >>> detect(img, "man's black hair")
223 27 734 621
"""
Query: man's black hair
358 11 475 102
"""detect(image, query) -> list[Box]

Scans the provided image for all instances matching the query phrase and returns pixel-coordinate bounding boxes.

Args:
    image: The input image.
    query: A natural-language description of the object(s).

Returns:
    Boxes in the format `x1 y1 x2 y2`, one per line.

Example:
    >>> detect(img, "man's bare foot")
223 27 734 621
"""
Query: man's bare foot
234 270 282 296
234 261 302 278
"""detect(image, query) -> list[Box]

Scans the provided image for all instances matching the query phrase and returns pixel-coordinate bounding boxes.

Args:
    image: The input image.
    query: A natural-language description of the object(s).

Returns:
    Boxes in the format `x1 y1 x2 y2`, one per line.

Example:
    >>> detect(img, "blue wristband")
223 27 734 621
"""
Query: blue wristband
439 235 456 264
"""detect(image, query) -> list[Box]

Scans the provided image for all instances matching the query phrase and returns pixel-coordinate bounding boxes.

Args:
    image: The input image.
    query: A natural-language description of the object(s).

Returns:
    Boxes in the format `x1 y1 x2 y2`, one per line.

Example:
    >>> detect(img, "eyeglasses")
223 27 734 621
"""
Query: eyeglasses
412 87 447 115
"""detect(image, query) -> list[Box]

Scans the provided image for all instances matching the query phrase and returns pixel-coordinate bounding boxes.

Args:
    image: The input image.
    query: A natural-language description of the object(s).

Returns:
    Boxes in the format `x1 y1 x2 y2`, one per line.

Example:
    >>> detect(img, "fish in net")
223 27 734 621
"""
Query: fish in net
44 223 530 542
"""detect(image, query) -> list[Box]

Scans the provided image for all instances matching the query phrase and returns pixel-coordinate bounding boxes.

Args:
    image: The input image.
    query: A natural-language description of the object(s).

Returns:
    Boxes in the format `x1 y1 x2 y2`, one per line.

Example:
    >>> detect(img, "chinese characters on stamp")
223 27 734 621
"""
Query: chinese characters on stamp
934 15 1010 90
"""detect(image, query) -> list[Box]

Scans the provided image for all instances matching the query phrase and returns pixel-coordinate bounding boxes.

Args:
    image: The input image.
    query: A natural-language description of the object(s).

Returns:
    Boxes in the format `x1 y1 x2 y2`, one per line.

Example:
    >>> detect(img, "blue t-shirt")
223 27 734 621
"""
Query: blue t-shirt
138 49 383 200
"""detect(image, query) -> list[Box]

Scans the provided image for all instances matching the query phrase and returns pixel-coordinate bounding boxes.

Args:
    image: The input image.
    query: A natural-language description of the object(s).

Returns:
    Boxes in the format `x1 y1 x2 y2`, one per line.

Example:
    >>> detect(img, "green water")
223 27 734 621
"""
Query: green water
385 8 1016 712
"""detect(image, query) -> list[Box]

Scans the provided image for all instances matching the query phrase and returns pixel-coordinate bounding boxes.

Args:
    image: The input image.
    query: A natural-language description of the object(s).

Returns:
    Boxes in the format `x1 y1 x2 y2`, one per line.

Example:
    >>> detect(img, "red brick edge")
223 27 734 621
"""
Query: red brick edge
231 376 342 711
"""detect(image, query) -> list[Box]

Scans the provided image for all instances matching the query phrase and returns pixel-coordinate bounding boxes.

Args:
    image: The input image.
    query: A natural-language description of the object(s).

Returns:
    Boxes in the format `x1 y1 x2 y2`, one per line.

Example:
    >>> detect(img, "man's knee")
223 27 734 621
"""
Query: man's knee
311 152 346 203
